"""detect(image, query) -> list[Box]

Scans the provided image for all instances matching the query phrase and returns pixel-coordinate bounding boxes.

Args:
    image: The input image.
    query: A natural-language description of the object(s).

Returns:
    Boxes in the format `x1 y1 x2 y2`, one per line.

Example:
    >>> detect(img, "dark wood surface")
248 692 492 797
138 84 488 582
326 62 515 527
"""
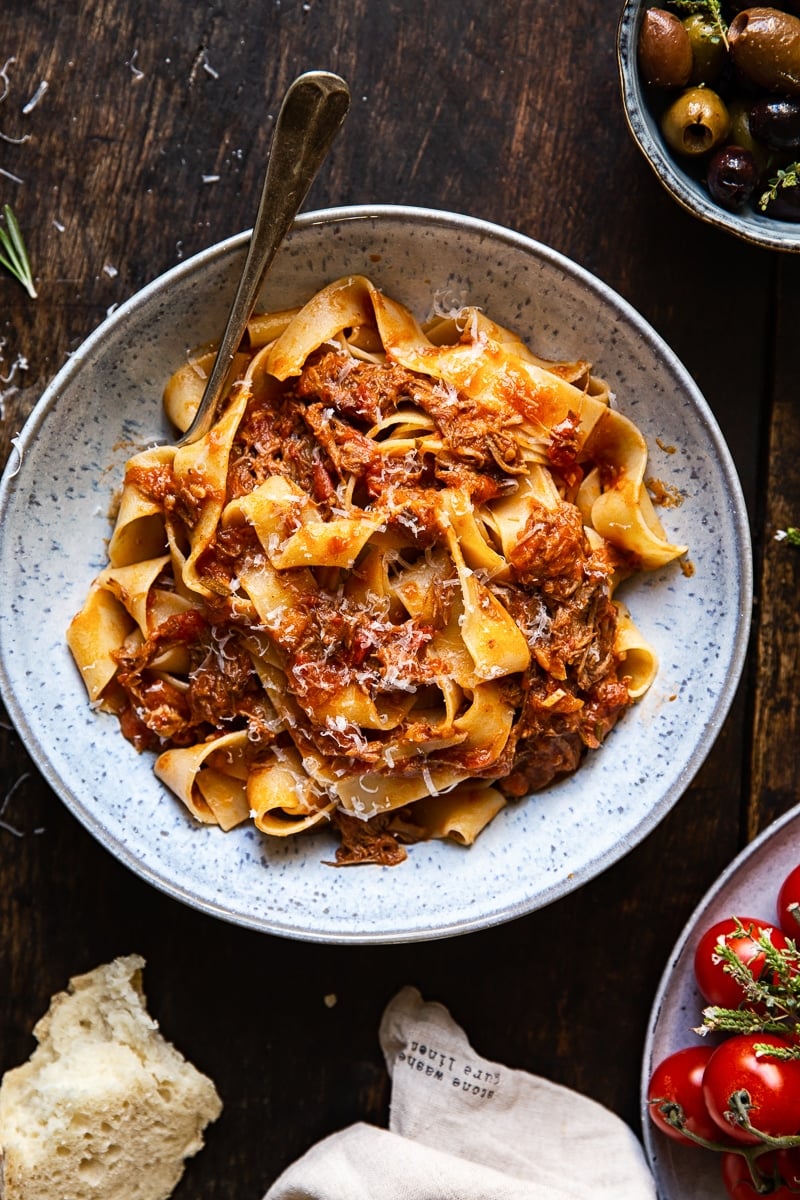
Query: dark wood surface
2 1 799 1194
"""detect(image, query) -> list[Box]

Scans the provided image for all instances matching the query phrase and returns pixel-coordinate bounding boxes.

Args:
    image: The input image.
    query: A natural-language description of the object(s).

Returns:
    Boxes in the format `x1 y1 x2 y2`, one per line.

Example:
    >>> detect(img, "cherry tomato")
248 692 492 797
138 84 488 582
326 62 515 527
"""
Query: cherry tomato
694 917 791 1009
778 865 800 939
775 1147 800 1190
703 1034 800 1144
647 1045 722 1146
721 1148 800 1198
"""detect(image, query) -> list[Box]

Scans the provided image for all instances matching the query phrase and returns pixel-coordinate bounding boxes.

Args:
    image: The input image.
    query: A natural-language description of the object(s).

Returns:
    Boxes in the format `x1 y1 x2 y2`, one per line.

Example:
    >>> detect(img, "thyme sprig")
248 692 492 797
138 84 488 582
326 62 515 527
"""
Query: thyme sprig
667 0 729 48
695 920 800 1052
0 204 36 298
758 163 800 213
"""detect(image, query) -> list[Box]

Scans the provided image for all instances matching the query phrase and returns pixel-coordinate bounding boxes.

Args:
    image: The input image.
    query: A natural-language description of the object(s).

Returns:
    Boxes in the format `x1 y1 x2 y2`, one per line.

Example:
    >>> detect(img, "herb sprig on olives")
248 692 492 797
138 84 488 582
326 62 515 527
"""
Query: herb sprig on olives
669 0 729 49
637 2 800 221
758 162 800 214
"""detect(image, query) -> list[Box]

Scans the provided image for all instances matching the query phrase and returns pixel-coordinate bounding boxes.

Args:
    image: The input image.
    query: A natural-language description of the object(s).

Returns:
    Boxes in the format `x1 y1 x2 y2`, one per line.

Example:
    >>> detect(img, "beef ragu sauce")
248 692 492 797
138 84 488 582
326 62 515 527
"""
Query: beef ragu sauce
107 345 638 865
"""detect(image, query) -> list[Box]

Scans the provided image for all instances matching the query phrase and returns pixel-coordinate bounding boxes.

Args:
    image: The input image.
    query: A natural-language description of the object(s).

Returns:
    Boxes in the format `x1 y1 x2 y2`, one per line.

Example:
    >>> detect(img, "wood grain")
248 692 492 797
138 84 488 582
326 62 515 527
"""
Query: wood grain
750 255 800 836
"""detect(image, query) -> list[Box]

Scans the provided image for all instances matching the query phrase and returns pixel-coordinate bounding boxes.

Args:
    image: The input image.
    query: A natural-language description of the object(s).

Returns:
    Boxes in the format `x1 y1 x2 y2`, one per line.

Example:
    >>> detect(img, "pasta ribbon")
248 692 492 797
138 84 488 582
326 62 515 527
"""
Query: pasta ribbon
68 277 688 866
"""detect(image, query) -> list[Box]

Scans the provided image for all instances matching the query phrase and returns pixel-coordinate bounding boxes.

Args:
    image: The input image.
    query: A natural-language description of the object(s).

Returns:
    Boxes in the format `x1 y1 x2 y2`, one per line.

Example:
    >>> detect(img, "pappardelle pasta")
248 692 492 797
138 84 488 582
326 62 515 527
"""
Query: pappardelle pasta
67 276 687 866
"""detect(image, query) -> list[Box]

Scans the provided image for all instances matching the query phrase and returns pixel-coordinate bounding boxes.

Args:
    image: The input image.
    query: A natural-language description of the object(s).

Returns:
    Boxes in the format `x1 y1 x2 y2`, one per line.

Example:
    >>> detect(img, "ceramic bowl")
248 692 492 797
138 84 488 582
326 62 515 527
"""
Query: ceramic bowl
642 805 800 1198
617 0 800 253
0 205 752 943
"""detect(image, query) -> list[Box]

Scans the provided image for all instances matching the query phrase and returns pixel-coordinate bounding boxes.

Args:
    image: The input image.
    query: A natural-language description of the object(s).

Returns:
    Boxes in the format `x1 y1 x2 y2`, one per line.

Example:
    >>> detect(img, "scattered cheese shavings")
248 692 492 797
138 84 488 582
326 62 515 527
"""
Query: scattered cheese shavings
127 49 144 79
0 352 29 384
0 129 30 145
428 285 467 321
202 57 219 79
0 770 30 837
52 219 65 232
22 79 48 113
103 263 119 278
0 167 23 184
1 772 29 813
0 57 15 103
202 174 220 183
421 765 439 796
6 433 23 477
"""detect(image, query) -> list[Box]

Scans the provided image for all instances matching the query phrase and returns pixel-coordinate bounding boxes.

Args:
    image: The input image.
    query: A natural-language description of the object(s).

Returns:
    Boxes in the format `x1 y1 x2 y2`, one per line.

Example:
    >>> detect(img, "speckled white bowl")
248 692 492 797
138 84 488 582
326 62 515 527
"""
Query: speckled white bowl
0 205 751 943
618 0 800 253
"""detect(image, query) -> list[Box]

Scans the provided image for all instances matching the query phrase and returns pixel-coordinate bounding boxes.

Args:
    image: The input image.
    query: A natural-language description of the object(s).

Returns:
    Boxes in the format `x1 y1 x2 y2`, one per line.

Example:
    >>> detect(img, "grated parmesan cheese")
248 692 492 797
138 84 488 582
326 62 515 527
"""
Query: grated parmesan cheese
21 79 48 114
127 49 144 79
0 57 15 103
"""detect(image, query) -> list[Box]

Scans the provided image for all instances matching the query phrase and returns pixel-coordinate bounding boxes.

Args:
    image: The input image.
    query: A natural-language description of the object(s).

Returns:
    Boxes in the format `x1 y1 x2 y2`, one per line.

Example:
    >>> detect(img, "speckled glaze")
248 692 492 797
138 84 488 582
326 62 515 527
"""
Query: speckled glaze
617 1 800 253
642 805 800 1198
0 206 752 943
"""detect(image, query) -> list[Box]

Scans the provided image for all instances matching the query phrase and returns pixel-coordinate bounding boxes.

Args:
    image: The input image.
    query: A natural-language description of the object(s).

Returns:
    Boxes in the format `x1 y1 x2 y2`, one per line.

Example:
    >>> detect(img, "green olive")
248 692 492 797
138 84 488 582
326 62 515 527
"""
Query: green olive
727 98 771 171
683 14 728 84
728 8 800 96
660 87 731 156
638 7 693 87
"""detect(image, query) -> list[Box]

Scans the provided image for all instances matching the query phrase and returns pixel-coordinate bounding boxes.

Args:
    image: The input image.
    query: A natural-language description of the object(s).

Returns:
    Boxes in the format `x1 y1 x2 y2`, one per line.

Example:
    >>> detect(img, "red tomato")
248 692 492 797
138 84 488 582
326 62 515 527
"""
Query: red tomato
702 1034 800 1144
647 1045 722 1146
775 1147 800 1190
694 916 791 1008
778 865 800 940
721 1148 800 1198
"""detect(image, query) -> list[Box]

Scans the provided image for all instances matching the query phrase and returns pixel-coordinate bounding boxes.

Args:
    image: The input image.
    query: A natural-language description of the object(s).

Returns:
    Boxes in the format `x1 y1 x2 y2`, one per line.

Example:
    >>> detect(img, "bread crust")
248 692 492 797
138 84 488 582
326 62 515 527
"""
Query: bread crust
0 955 222 1200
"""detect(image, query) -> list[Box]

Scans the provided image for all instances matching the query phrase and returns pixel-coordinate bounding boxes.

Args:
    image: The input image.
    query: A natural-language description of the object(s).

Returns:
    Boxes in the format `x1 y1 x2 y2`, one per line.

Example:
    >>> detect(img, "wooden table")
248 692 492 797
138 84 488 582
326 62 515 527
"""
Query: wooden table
1 1 799 1194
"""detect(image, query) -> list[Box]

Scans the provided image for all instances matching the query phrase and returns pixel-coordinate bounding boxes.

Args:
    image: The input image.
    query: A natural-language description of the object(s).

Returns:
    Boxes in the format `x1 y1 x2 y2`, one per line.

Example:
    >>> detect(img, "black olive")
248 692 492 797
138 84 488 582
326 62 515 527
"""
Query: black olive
749 98 800 149
729 98 771 169
706 145 760 209
761 177 800 219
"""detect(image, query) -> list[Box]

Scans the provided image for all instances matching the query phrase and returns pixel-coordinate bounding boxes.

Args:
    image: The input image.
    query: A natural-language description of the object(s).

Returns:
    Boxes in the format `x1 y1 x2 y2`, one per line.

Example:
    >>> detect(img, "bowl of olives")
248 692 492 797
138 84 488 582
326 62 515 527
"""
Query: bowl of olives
618 0 800 250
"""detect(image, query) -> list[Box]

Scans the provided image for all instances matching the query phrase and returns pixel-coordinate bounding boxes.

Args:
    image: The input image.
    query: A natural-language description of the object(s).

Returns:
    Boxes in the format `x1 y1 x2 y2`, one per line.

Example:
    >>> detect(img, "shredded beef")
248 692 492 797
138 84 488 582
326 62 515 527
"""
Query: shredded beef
110 349 637 863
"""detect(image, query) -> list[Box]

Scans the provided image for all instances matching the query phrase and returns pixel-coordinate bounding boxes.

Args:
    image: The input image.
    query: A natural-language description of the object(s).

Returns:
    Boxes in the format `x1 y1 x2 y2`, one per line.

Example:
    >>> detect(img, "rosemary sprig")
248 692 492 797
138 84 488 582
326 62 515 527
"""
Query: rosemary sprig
758 163 800 213
0 204 36 298
668 0 729 47
695 921 800 1052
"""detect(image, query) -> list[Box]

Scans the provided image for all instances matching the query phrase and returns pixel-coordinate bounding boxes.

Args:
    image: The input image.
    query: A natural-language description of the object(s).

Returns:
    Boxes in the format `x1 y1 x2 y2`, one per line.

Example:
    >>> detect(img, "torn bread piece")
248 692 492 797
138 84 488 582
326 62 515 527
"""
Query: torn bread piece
0 954 222 1200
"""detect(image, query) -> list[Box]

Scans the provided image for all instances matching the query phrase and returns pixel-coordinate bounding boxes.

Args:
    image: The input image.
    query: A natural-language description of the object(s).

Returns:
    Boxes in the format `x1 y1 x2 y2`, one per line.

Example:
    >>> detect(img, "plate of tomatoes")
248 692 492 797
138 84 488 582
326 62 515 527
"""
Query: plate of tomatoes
642 805 800 1199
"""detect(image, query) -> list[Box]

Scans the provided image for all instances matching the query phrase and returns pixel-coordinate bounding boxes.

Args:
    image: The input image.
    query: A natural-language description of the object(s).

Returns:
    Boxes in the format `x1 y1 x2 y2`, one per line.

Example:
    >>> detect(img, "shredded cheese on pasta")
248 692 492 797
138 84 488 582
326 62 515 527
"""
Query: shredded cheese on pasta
67 277 686 866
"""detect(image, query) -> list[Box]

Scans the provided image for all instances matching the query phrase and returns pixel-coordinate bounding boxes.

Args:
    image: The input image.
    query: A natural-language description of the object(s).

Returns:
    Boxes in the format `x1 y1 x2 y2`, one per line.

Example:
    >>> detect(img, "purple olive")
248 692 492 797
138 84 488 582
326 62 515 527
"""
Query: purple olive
749 98 800 149
760 173 800 218
706 145 760 209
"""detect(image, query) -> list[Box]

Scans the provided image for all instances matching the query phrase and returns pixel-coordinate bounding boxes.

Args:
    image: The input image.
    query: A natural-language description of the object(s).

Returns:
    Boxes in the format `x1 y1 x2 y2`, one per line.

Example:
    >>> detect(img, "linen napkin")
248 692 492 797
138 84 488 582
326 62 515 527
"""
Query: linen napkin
264 986 657 1199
